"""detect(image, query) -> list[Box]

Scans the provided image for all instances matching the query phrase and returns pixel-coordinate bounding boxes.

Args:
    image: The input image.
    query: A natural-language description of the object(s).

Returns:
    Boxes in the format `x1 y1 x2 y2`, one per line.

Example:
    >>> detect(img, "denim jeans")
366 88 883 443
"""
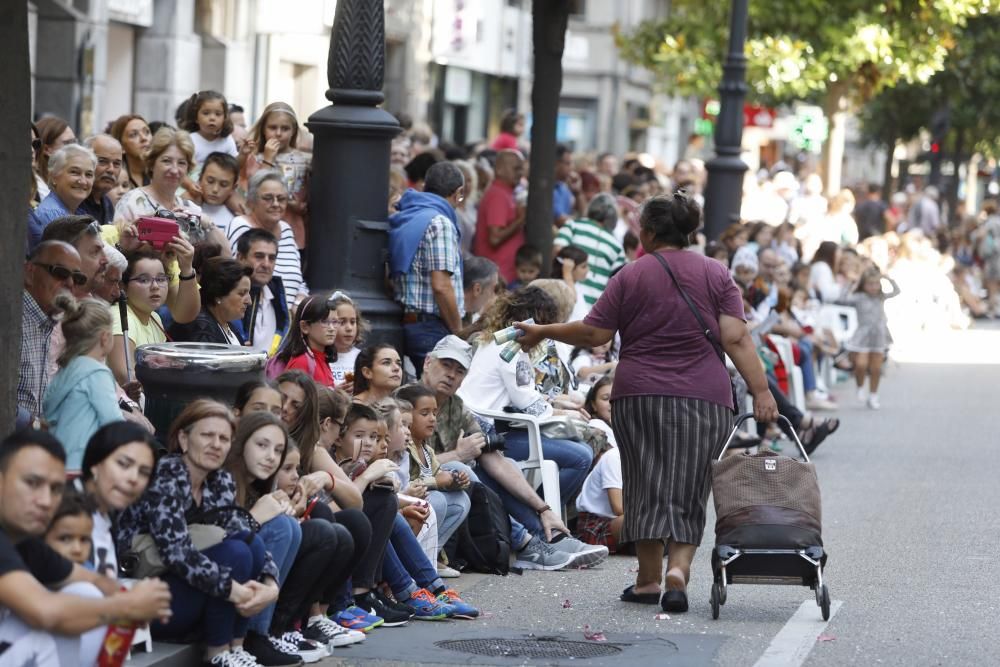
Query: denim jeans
797 337 817 393
426 479 471 548
383 514 445 600
249 514 302 635
501 430 593 504
153 532 268 647
403 317 451 378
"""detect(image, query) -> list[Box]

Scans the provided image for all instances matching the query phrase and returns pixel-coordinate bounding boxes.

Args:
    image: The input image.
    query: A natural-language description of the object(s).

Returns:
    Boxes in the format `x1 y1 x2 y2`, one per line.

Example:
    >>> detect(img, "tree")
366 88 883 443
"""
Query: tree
0 1 30 430
525 0 571 270
858 81 932 197
616 0 998 193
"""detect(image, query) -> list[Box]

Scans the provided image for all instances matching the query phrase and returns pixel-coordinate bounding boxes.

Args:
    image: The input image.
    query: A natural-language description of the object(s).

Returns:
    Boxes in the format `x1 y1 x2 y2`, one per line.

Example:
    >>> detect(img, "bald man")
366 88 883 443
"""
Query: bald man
80 135 124 224
474 149 526 282
19 241 84 422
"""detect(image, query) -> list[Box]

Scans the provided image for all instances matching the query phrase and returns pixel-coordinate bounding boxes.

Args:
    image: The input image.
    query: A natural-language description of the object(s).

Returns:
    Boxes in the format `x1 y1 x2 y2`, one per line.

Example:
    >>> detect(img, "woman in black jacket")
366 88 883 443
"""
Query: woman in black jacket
169 257 252 345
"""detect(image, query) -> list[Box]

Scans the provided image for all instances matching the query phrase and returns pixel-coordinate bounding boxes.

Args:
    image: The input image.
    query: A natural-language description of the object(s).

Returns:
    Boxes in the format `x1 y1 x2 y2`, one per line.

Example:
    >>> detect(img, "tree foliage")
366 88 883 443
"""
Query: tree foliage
616 1 999 107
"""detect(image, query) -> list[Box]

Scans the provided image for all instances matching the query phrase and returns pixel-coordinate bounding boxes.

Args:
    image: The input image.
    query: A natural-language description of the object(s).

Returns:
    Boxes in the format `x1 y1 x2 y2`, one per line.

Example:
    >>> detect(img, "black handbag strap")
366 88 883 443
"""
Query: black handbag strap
650 251 725 363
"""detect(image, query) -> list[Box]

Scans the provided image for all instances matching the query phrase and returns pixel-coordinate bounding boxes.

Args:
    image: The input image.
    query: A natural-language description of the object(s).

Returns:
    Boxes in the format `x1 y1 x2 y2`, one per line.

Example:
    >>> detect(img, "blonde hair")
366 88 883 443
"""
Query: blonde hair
372 398 403 431
529 278 575 324
54 294 112 367
145 127 195 178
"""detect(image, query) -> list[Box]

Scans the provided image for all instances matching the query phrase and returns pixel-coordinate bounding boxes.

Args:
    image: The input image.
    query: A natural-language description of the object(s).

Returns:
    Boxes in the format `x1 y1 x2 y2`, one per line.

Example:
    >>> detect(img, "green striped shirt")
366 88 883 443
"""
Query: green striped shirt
554 218 626 305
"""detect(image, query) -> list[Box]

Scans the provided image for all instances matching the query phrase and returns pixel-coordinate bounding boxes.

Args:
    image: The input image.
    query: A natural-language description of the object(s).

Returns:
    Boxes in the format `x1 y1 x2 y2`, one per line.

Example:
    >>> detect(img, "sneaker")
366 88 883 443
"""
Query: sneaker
242 631 302 667
279 631 328 663
437 563 461 578
401 588 449 620
355 591 411 627
857 386 869 403
206 649 263 667
335 606 383 632
867 394 881 410
514 535 575 571
304 614 365 648
437 589 479 619
549 533 609 568
372 588 416 618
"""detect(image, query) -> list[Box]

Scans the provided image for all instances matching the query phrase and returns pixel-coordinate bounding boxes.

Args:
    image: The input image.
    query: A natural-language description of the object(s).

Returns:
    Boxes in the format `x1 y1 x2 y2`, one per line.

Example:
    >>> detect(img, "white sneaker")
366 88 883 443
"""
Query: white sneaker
548 534 609 568
279 631 328 663
867 394 881 410
437 563 461 578
857 387 869 403
305 614 365 648
210 649 262 667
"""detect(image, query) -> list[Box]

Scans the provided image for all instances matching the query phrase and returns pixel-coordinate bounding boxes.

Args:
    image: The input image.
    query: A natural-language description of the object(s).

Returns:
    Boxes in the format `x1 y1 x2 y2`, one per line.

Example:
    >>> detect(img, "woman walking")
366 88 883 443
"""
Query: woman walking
517 192 777 613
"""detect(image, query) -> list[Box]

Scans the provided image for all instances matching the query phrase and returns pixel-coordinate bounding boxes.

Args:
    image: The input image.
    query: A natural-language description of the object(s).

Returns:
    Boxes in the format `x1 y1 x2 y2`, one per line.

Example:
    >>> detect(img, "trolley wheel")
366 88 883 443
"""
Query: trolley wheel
819 584 830 621
710 583 721 620
719 584 727 605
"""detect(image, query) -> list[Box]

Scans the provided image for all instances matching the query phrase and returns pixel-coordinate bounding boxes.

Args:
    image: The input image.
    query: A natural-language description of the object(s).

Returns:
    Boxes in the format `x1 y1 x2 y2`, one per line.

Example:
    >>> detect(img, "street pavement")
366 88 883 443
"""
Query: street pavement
316 324 1000 666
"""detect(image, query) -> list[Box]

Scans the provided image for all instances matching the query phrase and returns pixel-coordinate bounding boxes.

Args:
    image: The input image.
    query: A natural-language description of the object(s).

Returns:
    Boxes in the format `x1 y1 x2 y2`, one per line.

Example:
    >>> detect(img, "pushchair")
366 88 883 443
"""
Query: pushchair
710 414 830 620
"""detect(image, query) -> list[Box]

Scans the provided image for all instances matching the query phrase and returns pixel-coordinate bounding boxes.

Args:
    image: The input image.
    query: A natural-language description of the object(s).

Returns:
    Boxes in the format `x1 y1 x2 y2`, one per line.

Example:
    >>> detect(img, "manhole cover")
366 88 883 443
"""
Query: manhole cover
436 637 622 659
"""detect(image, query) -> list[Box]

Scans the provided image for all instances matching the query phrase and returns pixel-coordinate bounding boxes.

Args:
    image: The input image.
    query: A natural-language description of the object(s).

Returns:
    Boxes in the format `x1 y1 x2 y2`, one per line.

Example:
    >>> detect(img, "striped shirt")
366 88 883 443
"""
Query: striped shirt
554 218 626 305
393 215 464 317
225 216 307 305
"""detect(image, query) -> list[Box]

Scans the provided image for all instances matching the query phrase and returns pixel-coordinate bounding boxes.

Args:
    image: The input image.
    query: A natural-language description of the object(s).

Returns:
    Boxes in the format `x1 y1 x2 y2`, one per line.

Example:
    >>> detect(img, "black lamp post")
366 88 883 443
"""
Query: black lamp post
306 0 402 348
703 0 750 241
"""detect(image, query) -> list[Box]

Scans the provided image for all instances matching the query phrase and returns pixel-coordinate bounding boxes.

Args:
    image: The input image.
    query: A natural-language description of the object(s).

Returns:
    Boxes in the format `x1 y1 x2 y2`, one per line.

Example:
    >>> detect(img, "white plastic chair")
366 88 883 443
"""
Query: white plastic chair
468 407 564 521
817 305 858 386
768 335 806 411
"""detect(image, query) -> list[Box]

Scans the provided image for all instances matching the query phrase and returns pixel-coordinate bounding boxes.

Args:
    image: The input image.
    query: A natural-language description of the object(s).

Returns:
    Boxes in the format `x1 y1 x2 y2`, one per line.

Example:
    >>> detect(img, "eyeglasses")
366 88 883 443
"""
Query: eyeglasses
33 262 88 286
260 194 289 204
129 274 170 287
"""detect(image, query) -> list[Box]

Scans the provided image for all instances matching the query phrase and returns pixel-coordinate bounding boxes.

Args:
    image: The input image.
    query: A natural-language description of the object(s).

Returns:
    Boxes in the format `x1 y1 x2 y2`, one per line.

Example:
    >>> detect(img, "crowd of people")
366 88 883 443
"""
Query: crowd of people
11 94 988 665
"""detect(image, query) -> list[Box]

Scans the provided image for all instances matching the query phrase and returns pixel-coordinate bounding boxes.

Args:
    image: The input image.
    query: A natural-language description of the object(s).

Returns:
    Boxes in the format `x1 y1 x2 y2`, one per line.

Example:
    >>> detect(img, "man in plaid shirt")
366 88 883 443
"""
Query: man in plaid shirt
18 241 84 427
388 162 466 376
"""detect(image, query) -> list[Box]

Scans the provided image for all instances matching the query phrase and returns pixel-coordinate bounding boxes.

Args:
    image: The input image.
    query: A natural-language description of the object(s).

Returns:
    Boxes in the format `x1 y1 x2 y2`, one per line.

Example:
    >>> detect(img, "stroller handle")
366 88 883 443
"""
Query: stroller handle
718 413 811 463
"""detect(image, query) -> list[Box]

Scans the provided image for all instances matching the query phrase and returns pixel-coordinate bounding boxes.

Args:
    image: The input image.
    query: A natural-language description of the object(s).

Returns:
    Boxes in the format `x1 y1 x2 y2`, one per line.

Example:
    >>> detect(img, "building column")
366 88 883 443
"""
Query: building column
133 0 201 124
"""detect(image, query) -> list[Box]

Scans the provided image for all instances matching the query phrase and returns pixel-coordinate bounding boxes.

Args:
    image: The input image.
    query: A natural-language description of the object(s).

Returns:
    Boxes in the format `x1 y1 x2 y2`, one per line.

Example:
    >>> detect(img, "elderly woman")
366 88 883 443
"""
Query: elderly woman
34 116 78 198
28 144 96 249
517 193 778 613
169 257 252 345
109 114 152 189
116 400 281 666
225 170 307 305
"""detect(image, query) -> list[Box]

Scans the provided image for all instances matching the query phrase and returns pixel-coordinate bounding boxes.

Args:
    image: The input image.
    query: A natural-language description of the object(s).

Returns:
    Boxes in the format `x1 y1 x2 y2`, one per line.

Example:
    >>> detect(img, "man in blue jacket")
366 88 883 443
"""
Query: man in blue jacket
388 162 465 376
232 228 289 355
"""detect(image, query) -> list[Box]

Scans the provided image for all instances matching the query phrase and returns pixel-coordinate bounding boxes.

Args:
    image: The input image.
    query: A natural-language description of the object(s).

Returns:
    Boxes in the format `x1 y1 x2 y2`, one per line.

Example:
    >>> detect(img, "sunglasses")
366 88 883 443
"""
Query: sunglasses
33 262 88 286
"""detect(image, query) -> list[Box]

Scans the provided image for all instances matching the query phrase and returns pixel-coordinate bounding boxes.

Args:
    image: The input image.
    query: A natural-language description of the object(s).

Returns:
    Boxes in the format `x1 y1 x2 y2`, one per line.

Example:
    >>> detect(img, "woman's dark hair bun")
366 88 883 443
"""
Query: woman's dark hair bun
672 190 702 234
639 191 702 247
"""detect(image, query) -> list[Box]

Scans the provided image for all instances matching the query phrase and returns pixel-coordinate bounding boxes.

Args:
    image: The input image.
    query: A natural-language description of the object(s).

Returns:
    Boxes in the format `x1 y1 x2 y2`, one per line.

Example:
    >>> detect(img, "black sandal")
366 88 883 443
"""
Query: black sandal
620 585 661 604
661 590 689 613
803 418 840 455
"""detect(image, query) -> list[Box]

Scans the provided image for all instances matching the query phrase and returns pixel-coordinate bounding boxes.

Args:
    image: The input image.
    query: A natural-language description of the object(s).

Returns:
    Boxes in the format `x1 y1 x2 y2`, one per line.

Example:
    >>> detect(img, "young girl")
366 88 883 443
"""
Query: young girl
42 295 123 471
243 102 312 250
574 377 624 554
394 385 471 556
233 379 283 418
271 294 338 386
329 292 367 391
847 267 901 410
45 491 96 565
570 340 617 387
552 245 591 322
181 90 238 168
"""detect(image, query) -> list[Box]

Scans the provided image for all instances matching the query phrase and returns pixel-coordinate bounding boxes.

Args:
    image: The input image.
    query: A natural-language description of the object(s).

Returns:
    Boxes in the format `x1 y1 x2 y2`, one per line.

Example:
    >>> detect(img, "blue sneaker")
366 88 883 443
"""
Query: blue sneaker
437 589 479 619
336 605 383 632
402 588 448 620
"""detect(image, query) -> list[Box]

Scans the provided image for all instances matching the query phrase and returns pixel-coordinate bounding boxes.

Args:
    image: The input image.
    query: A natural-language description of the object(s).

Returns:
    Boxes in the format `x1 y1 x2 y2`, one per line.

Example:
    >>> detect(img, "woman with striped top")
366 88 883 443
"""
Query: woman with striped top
226 170 308 306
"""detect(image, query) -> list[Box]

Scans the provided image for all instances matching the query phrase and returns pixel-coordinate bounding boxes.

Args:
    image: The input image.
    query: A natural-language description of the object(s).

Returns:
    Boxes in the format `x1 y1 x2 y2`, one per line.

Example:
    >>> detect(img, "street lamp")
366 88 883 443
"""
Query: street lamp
306 0 402 348
703 0 750 241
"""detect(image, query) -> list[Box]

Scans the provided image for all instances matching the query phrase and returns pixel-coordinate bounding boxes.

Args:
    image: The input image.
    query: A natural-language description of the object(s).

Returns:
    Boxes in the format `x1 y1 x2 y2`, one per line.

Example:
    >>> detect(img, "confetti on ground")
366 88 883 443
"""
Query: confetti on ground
562 599 573 608
817 634 836 642
654 613 671 620
583 625 607 642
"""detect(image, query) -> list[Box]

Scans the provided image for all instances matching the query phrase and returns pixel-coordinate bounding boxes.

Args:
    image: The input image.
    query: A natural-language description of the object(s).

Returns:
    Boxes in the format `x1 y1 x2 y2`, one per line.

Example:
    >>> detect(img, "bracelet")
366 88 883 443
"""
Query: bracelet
535 504 551 516
262 159 275 167
323 470 336 490
178 272 196 281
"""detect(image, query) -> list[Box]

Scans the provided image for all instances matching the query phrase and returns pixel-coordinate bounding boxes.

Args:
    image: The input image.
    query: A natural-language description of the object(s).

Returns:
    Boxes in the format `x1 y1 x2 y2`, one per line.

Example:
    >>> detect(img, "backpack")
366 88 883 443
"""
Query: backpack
449 481 512 575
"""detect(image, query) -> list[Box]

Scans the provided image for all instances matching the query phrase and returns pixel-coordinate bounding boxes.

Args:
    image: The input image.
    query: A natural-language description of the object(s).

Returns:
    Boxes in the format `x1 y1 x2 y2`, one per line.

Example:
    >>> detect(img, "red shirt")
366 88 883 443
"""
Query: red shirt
491 133 519 151
285 349 335 387
475 180 522 283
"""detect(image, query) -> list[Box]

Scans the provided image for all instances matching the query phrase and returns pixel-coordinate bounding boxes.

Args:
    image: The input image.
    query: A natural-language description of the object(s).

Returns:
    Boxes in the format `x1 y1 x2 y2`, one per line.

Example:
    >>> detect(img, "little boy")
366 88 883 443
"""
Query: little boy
44 491 96 566
508 244 543 290
199 152 240 231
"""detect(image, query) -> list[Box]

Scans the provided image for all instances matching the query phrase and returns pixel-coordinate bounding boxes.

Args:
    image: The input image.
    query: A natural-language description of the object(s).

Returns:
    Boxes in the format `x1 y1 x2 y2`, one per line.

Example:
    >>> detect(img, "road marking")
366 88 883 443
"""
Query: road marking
753 599 843 667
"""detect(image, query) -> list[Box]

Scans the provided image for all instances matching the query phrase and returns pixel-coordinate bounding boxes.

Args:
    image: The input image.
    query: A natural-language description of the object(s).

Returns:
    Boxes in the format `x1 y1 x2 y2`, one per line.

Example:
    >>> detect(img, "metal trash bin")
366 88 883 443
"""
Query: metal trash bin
135 343 267 441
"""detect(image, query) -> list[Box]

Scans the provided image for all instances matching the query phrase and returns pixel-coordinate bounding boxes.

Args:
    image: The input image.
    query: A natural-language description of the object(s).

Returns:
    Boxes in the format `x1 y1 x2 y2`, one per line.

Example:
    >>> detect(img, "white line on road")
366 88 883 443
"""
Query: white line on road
752 600 843 667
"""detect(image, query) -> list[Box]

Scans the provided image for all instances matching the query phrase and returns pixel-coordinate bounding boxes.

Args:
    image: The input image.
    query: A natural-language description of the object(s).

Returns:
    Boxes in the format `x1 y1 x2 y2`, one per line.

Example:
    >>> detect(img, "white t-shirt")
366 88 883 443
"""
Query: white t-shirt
329 347 361 387
91 512 118 578
575 447 622 518
202 203 235 232
191 133 238 166
456 340 552 419
247 285 278 355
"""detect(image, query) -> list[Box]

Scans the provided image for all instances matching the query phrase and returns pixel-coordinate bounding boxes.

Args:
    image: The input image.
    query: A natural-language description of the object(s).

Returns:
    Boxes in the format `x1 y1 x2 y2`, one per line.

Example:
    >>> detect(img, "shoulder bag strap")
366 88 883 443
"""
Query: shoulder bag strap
650 251 725 363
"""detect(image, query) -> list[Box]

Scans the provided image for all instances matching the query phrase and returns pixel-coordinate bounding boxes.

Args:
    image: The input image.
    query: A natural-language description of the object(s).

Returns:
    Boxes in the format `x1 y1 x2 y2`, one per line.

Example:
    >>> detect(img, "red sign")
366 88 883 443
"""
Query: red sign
743 104 776 128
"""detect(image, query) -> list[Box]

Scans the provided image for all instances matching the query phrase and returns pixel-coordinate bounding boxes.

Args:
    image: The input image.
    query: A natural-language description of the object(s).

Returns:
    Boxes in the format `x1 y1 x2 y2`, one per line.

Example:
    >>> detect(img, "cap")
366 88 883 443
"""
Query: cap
429 335 473 369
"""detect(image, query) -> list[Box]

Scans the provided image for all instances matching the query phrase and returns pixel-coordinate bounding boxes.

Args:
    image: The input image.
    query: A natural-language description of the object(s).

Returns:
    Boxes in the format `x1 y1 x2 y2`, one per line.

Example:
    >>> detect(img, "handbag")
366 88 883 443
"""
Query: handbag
122 505 258 579
650 251 741 412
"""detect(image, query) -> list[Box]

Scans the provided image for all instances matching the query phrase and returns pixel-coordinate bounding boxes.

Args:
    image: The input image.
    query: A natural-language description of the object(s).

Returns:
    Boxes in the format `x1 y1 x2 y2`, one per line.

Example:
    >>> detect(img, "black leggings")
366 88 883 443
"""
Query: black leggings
351 488 398 591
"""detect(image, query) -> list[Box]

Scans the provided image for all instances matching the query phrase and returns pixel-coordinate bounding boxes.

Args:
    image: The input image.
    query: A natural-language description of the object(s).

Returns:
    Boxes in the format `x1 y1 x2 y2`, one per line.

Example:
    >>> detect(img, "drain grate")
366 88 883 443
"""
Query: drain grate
436 637 622 660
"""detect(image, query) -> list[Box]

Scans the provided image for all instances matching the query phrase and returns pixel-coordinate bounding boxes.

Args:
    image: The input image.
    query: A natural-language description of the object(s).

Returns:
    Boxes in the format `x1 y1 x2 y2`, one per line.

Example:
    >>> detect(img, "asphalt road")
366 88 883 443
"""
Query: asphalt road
318 325 999 666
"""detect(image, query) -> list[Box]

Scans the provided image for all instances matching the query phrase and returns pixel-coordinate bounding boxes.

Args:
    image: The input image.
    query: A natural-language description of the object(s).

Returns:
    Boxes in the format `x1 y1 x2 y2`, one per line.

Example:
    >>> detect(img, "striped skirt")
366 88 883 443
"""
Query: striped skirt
611 396 733 545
